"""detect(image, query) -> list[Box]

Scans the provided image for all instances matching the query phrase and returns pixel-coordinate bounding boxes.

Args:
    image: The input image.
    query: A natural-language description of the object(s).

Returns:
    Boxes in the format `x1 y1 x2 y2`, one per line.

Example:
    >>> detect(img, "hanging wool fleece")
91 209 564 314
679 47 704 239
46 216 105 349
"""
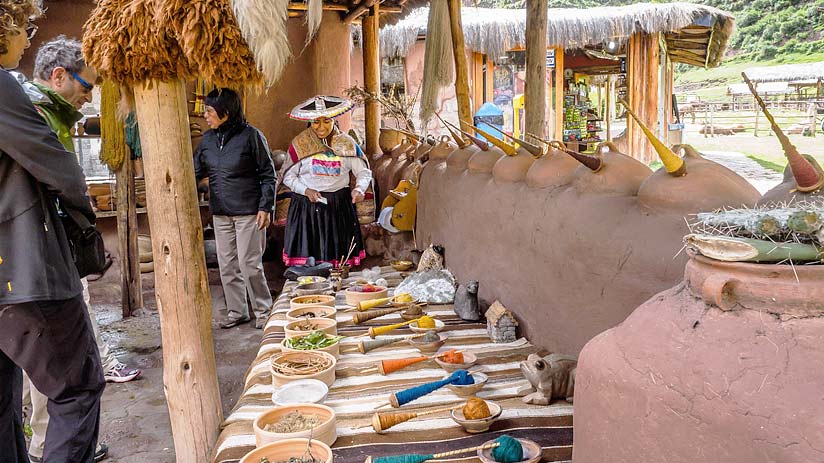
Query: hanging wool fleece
418 0 454 124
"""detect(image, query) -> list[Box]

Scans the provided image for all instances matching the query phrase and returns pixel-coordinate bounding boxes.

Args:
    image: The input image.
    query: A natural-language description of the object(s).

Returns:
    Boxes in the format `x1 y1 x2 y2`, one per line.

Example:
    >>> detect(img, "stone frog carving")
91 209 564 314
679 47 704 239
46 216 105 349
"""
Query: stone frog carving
520 353 577 405
454 280 482 321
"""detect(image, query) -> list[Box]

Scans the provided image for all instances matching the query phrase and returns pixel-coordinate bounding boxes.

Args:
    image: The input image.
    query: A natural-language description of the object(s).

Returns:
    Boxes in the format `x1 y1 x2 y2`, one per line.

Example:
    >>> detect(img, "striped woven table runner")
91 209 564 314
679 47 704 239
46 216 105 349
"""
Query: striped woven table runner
212 267 573 463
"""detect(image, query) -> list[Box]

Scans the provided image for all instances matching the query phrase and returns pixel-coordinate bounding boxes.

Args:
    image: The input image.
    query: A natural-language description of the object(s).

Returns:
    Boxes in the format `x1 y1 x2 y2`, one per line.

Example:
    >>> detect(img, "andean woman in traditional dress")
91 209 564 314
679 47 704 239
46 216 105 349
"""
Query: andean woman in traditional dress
282 96 372 267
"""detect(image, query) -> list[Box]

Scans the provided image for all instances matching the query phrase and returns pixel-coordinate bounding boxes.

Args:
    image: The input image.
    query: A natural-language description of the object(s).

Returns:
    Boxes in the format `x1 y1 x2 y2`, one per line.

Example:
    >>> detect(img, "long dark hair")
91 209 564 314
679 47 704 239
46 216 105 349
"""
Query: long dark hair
205 88 244 122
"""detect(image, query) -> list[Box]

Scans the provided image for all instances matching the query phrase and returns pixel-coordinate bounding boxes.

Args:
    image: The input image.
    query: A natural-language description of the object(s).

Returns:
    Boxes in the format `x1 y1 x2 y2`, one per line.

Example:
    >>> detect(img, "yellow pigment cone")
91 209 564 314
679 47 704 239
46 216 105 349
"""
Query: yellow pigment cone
619 99 686 176
463 121 518 156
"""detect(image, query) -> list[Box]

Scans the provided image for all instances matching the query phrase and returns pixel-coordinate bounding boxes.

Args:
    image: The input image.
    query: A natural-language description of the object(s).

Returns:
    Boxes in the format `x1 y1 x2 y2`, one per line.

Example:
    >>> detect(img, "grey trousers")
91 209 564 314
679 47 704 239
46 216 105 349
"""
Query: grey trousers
213 214 273 321
0 295 105 463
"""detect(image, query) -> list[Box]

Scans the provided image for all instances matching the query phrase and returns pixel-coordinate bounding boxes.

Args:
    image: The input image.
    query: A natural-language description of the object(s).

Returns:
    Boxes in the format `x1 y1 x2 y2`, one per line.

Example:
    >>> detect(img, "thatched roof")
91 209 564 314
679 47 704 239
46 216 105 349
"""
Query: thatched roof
82 0 424 88
727 82 790 96
378 2 734 68
743 62 824 84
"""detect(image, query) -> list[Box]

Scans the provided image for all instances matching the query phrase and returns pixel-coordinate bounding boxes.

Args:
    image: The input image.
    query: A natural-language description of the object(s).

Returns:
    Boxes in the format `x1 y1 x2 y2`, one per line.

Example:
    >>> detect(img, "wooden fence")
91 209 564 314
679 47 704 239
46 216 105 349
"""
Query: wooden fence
675 98 824 137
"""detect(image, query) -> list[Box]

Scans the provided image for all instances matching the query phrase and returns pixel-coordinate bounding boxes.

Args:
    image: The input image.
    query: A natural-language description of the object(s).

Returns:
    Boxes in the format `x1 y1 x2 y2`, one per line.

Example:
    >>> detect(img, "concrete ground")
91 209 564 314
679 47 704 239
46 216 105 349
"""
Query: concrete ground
86 262 280 462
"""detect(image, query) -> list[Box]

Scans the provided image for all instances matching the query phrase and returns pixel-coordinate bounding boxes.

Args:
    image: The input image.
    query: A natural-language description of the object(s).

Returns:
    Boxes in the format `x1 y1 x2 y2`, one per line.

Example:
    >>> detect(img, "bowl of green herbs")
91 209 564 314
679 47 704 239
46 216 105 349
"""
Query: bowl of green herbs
280 330 344 359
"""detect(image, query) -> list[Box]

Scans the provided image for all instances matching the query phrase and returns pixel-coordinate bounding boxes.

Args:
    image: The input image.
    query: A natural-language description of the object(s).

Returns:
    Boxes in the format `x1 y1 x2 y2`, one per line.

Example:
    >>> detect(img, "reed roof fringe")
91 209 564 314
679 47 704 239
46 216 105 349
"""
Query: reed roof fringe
743 62 824 84
377 2 734 65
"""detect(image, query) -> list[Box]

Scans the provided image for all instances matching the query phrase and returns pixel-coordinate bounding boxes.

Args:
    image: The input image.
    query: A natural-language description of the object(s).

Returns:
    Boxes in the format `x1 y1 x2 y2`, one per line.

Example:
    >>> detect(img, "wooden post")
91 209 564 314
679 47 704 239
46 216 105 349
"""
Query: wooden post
446 0 472 132
709 102 714 137
133 79 222 462
554 48 564 140
524 0 548 138
472 53 484 113
627 32 660 163
605 75 612 141
363 3 380 156
753 84 759 137
115 158 144 317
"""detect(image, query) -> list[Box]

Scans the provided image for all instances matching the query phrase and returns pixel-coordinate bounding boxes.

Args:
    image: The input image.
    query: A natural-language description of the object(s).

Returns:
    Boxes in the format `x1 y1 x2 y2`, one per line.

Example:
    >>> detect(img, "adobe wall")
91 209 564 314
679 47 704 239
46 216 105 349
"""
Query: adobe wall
416 145 760 355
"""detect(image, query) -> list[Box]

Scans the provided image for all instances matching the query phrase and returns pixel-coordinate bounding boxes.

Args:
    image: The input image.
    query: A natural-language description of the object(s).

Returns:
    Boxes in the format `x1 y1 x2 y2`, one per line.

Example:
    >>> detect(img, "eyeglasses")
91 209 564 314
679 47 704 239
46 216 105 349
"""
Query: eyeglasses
25 24 37 41
67 69 94 92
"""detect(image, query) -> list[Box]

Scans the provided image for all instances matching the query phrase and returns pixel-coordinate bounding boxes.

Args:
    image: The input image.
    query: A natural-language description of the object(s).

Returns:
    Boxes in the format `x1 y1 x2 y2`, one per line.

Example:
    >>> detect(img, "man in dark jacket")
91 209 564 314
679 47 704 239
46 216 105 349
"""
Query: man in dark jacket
0 6 105 462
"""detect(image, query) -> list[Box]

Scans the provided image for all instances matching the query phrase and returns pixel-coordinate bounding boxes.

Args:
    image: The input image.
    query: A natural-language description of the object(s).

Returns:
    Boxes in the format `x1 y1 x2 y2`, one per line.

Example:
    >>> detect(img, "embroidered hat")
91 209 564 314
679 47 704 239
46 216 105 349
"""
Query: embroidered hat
289 96 354 121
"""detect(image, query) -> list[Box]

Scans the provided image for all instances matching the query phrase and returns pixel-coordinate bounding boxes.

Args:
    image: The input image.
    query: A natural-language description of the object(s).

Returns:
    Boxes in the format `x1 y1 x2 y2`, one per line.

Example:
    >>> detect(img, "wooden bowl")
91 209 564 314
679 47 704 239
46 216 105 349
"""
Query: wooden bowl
450 400 502 433
390 260 414 271
435 352 478 373
270 351 337 387
290 294 336 310
280 337 341 359
477 437 541 463
253 403 337 447
345 286 389 306
408 333 446 355
409 318 445 333
293 282 333 297
286 306 337 322
240 437 334 463
285 318 338 338
445 372 488 397
271 379 328 406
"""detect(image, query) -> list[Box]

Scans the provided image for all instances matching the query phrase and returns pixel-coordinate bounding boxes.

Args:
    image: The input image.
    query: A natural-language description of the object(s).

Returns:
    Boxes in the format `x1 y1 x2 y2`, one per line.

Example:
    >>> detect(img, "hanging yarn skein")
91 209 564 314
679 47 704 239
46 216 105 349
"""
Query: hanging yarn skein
366 435 523 463
388 370 474 408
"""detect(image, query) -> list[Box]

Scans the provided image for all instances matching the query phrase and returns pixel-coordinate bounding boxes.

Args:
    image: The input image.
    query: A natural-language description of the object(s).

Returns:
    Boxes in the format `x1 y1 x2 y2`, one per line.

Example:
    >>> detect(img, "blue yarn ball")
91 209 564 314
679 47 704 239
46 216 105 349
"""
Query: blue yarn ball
491 435 523 463
451 370 475 385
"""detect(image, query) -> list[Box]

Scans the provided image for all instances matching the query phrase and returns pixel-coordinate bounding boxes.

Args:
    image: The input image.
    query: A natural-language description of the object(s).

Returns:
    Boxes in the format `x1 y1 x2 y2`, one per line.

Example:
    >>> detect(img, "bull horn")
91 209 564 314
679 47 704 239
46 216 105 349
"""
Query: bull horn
483 124 547 158
742 72 824 192
619 99 686 177
441 119 490 151
435 113 472 148
549 140 603 172
460 120 518 156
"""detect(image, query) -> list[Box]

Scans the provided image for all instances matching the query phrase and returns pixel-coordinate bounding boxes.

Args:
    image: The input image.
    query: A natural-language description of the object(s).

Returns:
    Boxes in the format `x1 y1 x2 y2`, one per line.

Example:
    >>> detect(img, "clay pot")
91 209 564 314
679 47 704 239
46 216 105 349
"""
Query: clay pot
574 253 824 463
524 149 580 189
253 403 337 447
492 148 536 183
240 438 334 463
638 145 759 214
379 128 405 154
428 136 456 161
467 147 504 174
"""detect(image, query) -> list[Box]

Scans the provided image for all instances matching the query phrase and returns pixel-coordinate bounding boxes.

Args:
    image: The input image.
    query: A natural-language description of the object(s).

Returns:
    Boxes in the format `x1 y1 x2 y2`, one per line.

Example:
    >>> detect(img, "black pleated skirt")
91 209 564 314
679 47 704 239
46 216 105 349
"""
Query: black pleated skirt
282 187 366 266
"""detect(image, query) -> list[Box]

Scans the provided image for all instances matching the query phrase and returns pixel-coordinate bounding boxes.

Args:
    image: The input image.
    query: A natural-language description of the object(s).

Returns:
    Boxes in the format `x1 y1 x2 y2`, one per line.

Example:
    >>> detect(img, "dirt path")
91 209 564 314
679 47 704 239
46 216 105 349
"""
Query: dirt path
699 150 785 194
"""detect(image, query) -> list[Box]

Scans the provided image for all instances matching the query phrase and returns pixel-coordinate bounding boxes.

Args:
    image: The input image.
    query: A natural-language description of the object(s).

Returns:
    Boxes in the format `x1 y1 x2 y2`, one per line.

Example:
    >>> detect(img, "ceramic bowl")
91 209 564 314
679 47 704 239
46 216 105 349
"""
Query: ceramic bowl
285 318 338 338
286 306 337 322
240 437 334 463
408 333 446 355
390 260 414 271
297 276 327 285
435 352 478 373
450 400 502 433
253 403 337 447
477 437 541 463
390 294 420 307
345 286 389 306
290 294 336 310
445 372 488 397
271 379 328 406
280 336 341 359
409 318 445 333
270 351 337 387
293 282 333 297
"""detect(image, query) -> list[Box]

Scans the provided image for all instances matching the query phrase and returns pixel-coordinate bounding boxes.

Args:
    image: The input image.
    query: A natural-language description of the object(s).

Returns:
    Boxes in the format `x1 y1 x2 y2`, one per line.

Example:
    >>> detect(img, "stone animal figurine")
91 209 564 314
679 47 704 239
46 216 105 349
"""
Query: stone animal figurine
416 244 445 272
454 280 482 321
520 353 577 405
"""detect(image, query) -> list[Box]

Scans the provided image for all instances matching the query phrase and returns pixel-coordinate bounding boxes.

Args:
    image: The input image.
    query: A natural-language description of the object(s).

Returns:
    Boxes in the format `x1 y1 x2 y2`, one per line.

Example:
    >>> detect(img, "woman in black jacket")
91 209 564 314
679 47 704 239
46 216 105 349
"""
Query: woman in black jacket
194 88 276 329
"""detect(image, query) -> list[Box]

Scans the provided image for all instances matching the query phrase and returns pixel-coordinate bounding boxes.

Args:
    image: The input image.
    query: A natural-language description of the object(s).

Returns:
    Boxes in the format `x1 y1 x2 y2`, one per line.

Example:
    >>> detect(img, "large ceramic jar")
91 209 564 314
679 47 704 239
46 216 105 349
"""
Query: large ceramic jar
574 253 824 463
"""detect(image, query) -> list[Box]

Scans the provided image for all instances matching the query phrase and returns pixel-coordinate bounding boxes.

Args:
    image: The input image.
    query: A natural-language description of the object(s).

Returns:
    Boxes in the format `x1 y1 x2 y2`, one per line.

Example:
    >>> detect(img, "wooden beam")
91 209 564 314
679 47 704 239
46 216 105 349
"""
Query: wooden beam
344 0 377 24
665 40 710 50
363 3 381 156
472 53 484 113
524 0 548 138
447 0 472 132
288 2 348 11
116 158 144 318
133 79 222 462
554 47 564 140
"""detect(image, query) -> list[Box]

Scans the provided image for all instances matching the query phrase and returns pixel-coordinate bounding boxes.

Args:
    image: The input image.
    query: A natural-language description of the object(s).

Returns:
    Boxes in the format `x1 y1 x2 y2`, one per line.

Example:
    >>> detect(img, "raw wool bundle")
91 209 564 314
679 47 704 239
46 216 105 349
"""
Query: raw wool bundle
418 0 453 124
304 0 323 45
231 0 291 86
83 0 189 85
99 80 127 171
163 0 263 87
